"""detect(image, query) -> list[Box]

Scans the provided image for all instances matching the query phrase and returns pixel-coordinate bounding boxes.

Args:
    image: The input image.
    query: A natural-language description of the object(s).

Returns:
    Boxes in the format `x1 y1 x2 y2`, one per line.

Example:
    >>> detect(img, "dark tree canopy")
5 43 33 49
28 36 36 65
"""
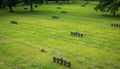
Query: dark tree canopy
22 0 44 11
3 0 20 12
0 0 3 8
95 0 120 16
0 0 5 8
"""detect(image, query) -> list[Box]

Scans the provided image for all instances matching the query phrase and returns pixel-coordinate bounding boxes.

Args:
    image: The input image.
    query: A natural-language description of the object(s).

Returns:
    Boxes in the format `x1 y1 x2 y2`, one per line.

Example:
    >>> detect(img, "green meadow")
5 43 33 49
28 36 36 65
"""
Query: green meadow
0 1 120 69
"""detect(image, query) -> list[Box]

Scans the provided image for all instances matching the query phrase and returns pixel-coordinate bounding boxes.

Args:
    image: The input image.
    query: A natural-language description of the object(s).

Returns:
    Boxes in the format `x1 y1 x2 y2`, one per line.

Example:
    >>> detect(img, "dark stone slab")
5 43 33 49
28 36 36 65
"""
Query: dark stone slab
11 21 18 24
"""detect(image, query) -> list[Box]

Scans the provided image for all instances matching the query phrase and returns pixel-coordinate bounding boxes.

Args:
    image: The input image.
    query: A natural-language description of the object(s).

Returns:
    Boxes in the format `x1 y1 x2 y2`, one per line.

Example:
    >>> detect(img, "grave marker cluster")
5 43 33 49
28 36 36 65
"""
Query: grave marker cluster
52 16 59 19
35 5 38 8
71 32 84 37
52 57 71 67
11 21 18 24
24 8 28 10
111 24 120 27
57 7 61 9
61 11 67 14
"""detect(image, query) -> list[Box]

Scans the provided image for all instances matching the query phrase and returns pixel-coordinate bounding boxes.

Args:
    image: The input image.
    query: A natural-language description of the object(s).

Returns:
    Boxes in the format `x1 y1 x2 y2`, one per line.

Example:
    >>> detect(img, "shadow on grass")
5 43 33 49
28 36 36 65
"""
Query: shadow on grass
101 14 120 19
14 10 58 15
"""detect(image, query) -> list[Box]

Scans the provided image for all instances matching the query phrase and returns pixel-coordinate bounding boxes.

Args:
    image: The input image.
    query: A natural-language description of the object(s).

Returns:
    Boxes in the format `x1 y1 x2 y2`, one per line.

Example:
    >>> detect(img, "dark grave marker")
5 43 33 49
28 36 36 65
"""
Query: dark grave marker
103 62 107 64
3 60 8 64
59 58 63 64
71 32 76 36
57 7 61 9
11 21 18 24
16 57 21 60
48 46 51 48
9 64 15 67
60 50 64 52
53 57 56 62
23 59 28 63
75 32 78 36
83 62 88 65
84 56 88 58
24 8 28 10
70 32 84 38
111 24 114 27
40 48 45 52
67 61 71 67
16 66 21 69
52 57 72 67
52 16 59 19
56 58 60 63
116 24 119 27
75 54 79 57
61 11 67 14
113 64 119 68
30 62 35 66
63 60 67 66
37 65 43 69
35 5 38 8
81 34 83 37
78 33 81 37
93 65 97 68
67 52 71 54
93 59 96 61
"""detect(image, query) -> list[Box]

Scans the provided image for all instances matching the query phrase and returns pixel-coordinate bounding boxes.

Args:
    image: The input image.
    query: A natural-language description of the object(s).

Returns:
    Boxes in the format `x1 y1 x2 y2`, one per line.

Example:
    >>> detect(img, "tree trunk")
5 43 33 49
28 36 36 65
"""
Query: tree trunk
55 0 58 3
0 5 2 8
30 4 33 12
0 1 2 8
67 0 69 4
113 9 116 16
45 0 48 4
2 5 6 8
9 5 14 13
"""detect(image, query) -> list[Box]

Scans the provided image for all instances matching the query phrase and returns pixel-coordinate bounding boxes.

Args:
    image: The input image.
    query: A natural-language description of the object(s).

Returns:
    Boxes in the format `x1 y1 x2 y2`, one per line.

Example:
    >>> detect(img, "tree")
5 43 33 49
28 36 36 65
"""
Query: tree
0 0 3 8
22 0 44 12
3 0 20 12
55 0 58 3
95 0 120 16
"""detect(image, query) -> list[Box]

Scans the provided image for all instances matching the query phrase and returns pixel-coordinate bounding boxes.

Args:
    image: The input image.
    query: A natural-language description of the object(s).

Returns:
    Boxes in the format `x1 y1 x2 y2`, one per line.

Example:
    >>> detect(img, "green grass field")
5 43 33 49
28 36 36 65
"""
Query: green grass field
0 1 120 69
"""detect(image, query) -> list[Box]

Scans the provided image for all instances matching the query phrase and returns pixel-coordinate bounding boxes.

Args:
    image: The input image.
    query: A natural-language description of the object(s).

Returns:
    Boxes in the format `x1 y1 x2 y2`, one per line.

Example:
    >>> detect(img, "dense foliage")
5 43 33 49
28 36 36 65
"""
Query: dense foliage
2 0 20 12
95 0 120 16
22 0 43 11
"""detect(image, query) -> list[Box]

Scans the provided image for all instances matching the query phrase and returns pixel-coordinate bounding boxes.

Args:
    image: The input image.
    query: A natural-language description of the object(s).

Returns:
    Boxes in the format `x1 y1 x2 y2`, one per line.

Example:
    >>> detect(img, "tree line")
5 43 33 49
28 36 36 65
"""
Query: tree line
95 0 120 16
0 0 120 16
0 0 44 12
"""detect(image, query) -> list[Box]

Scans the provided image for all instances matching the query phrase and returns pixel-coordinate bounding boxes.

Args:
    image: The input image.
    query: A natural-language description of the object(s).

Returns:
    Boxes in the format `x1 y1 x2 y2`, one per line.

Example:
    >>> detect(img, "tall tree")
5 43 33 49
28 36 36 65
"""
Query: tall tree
3 0 20 12
0 0 3 8
22 0 43 12
95 0 120 16
55 0 58 3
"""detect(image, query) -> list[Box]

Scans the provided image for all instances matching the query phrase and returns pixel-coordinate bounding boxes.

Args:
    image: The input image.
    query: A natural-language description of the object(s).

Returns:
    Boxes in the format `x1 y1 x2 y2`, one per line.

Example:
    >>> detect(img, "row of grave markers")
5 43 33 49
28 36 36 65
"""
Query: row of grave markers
53 57 71 67
111 24 120 27
71 32 84 37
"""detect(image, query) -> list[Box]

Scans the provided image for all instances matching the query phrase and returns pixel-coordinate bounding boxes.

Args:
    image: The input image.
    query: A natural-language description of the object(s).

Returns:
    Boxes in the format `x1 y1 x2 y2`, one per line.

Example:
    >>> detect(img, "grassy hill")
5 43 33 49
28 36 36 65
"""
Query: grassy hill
0 1 120 69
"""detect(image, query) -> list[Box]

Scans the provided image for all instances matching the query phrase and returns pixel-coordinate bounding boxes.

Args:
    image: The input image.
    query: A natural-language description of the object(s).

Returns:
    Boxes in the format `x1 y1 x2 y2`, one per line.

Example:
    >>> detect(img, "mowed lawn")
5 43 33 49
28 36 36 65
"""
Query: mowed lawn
0 1 120 69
